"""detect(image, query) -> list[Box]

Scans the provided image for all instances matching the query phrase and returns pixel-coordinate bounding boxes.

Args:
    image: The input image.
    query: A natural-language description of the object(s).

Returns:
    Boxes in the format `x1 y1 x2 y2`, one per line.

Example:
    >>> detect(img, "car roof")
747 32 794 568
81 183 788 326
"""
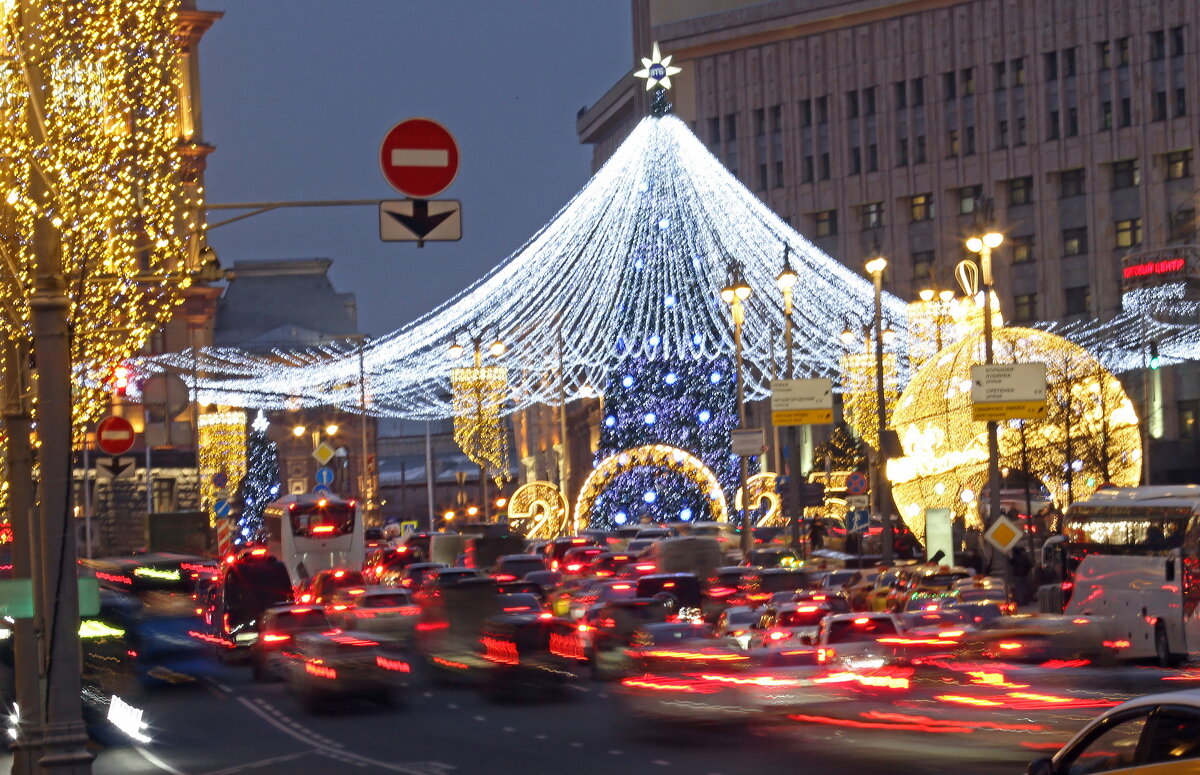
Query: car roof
498 554 544 561
825 612 893 622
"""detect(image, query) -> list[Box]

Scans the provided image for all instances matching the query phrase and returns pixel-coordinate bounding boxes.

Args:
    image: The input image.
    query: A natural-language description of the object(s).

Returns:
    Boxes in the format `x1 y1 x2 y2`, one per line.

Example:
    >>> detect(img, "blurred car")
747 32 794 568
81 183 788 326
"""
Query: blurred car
943 600 1007 627
251 604 331 682
478 613 574 701
363 546 424 585
382 561 446 590
770 590 852 614
743 547 803 569
490 554 548 582
818 569 859 590
885 565 973 612
737 568 816 608
566 580 638 620
623 538 660 557
495 580 547 602
417 567 483 598
714 605 760 649
861 567 906 612
586 551 634 579
747 602 836 648
634 528 673 541
325 587 419 644
560 546 606 576
363 527 388 552
701 566 747 621
496 592 548 616
307 568 366 605
543 536 598 571
597 621 716 679
636 573 702 621
813 612 905 669
842 568 884 611
285 629 409 713
579 598 670 675
952 584 1016 614
522 570 562 595
1026 687 1200 775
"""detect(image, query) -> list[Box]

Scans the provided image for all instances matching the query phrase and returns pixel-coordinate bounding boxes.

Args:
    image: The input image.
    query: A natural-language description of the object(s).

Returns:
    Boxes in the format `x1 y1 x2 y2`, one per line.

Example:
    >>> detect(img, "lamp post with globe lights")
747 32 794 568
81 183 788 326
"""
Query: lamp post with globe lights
775 249 801 546
721 266 753 558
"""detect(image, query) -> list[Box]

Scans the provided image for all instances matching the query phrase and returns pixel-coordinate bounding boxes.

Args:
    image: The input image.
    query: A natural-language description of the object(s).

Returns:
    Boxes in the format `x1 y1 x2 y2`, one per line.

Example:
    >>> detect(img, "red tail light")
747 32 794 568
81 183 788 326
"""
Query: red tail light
539 612 553 620
333 570 346 578
312 525 336 535
768 630 791 641
261 633 290 643
566 564 583 572
493 574 516 582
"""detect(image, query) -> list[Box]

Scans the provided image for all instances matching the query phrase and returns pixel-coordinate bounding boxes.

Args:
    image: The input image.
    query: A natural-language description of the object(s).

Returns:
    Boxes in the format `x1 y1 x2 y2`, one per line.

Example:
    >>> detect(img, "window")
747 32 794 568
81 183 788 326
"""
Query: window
1012 293 1037 322
1115 217 1143 248
769 104 782 132
997 119 1009 149
911 251 934 281
862 201 884 229
910 193 934 221
1113 159 1140 189
1016 116 1027 146
911 77 925 106
894 81 907 109
1048 110 1060 139
993 61 1006 90
1170 209 1196 243
1064 47 1077 76
1064 286 1090 316
915 135 927 164
801 99 813 127
943 71 957 100
1118 36 1131 66
1059 168 1086 198
850 146 862 175
707 117 721 144
1011 235 1034 264
961 68 975 95
958 186 981 215
1120 97 1133 127
1180 402 1200 440
846 90 859 119
814 209 837 237
753 108 765 136
816 96 829 124
1171 26 1186 57
1150 30 1166 60
867 143 878 172
864 87 877 116
1066 107 1078 136
1008 176 1033 206
1098 41 1111 69
819 152 831 180
1102 101 1113 129
948 129 960 157
802 155 814 183
725 114 737 141
1045 51 1058 80
1153 91 1168 121
1176 88 1187 117
151 479 176 514
773 160 784 188
757 163 768 190
965 125 976 155
1063 227 1087 256
1167 149 1193 179
897 137 909 166
1011 57 1025 86
1061 714 1147 774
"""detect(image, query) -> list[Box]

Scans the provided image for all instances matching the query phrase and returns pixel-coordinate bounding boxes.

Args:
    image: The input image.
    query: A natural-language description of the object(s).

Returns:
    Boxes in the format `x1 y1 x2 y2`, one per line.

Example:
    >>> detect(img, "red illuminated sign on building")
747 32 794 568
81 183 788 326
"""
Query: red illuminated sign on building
1122 257 1186 280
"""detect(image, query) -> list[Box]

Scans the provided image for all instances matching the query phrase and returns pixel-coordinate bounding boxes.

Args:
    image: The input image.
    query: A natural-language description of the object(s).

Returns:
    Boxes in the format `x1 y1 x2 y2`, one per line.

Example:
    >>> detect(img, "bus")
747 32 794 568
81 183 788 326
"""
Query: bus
262 493 364 585
1059 486 1200 665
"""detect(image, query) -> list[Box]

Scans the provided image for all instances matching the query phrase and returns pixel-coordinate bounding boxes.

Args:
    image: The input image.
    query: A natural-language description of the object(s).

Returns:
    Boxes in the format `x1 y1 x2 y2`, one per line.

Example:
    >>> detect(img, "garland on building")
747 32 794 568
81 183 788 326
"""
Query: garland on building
236 411 279 544
589 356 738 528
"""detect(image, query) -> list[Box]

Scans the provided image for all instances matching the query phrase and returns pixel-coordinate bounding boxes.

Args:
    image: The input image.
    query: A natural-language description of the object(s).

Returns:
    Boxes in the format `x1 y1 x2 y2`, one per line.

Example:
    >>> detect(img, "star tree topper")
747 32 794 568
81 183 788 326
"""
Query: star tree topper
634 42 682 91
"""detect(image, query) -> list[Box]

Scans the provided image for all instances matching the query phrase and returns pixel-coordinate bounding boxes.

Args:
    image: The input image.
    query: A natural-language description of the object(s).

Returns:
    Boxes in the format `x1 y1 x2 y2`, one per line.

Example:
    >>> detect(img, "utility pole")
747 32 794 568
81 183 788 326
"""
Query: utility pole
20 2 94 769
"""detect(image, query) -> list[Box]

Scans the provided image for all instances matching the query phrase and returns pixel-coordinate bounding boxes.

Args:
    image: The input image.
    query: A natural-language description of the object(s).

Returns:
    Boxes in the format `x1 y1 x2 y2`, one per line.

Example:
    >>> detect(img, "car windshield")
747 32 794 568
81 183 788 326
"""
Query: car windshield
267 609 329 632
918 574 968 588
777 607 829 628
826 617 898 643
497 559 546 576
498 594 543 613
756 572 811 594
362 594 412 608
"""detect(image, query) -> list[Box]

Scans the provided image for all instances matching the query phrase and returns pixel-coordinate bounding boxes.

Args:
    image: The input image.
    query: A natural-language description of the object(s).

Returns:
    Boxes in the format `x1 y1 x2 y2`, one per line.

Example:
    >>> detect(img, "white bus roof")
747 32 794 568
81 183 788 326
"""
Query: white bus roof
1072 485 1200 509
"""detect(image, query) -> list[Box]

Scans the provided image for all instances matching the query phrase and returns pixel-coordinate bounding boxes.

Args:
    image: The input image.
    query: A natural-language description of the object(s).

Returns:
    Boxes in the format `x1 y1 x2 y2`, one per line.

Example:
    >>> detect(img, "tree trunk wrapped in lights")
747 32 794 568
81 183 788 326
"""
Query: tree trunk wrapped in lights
451 364 510 487
0 2 194 431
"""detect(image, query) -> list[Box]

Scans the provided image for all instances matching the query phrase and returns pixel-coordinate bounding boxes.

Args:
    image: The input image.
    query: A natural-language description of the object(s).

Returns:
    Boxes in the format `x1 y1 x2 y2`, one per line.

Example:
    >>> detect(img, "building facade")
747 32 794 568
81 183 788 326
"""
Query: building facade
578 0 1200 481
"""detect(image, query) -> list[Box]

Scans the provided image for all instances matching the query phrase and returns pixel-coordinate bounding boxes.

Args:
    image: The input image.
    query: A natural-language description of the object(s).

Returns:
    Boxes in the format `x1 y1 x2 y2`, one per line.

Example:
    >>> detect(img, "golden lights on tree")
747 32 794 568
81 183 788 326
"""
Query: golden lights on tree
0 2 195 430
886 327 1140 542
450 364 510 487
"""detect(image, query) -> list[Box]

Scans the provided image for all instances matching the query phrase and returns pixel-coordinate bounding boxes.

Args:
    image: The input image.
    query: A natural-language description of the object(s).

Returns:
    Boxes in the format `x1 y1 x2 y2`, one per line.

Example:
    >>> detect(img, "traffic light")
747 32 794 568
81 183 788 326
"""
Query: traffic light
1149 341 1161 370
111 364 131 396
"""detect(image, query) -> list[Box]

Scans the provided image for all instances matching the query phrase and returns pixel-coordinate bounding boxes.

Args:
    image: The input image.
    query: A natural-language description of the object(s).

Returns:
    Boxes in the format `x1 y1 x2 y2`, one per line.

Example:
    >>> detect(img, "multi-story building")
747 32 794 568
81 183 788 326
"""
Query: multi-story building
578 0 1200 481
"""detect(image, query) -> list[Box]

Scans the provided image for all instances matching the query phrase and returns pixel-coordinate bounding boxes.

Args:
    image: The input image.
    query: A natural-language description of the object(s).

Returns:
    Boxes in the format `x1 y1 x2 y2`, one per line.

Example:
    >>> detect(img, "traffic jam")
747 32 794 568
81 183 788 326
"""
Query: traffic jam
53 485 1200 774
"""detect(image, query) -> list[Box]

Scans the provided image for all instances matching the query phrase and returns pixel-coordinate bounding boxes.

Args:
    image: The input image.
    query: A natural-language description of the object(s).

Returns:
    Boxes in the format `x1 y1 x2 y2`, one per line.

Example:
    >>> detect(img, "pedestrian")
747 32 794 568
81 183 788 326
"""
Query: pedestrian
1010 545 1034 605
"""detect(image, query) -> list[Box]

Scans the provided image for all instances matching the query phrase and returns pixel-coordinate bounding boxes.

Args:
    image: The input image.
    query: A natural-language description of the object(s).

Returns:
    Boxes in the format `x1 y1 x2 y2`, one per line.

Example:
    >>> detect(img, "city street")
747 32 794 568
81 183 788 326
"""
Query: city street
7 657 1198 775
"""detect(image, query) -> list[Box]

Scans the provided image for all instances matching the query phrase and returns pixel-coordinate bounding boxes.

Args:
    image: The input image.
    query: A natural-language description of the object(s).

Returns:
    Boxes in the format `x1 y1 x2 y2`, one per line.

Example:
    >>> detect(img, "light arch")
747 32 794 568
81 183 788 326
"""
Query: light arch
573 444 728 528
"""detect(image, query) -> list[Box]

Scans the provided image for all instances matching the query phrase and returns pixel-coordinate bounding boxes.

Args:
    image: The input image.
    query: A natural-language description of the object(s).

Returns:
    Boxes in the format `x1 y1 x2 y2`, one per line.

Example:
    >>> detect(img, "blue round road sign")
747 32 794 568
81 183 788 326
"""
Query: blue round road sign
315 466 335 486
312 484 332 496
213 499 231 518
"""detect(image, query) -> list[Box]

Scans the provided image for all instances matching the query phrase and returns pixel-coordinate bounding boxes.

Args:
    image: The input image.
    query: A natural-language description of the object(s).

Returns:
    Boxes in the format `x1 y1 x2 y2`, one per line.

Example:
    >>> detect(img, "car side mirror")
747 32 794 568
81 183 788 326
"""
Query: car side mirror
1026 756 1055 775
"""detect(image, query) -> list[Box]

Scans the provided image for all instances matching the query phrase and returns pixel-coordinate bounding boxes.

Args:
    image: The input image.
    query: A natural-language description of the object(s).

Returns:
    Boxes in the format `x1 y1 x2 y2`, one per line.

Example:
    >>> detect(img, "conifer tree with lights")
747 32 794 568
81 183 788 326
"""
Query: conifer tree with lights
236 412 280 544
590 357 739 528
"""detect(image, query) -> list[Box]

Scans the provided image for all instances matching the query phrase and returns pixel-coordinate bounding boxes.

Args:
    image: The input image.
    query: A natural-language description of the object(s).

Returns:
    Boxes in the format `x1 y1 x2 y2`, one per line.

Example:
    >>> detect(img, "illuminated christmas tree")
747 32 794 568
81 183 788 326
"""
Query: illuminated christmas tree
236 412 280 544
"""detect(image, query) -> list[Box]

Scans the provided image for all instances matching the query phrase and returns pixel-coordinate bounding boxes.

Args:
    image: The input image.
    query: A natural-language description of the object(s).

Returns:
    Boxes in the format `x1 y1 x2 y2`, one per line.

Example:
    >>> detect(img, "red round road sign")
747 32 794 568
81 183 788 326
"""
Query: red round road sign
379 118 459 199
96 415 135 456
845 471 868 496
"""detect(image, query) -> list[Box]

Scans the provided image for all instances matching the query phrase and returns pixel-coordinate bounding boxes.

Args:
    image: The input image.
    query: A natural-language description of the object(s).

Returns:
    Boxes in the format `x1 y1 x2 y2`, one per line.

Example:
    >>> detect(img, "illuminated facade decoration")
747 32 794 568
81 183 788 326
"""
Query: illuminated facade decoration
735 472 782 527
450 364 510 487
574 445 728 529
838 350 899 453
887 327 1141 541
507 480 571 539
0 2 195 431
197 409 247 524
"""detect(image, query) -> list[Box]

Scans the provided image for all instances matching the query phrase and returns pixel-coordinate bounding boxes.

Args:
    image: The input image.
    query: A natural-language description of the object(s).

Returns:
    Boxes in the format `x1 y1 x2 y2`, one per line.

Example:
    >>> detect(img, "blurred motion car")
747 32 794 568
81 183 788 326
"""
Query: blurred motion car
325 587 419 644
251 604 331 681
307 568 366 605
715 605 760 649
737 568 815 608
559 546 606 576
566 580 639 620
381 561 445 590
747 602 837 648
490 554 547 582
1026 687 1200 775
813 612 905 669
581 598 670 678
285 629 408 713
478 613 575 701
743 547 803 568
597 621 716 680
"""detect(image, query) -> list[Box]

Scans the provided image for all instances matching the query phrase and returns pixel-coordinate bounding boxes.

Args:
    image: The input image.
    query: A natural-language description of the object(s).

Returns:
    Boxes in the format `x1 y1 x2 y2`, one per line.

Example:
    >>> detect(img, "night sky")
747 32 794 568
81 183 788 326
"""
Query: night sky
198 2 633 335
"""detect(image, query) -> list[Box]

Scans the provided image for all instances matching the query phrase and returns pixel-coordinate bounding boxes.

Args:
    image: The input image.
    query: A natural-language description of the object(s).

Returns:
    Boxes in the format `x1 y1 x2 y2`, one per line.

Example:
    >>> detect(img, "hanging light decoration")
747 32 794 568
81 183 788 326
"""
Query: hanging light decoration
197 409 248 525
450 363 510 487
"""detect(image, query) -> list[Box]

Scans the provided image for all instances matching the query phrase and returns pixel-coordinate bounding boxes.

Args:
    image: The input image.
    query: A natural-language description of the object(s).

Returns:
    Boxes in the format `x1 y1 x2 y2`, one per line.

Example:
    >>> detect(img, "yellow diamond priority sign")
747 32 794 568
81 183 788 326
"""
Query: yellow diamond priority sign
312 441 336 467
984 514 1023 554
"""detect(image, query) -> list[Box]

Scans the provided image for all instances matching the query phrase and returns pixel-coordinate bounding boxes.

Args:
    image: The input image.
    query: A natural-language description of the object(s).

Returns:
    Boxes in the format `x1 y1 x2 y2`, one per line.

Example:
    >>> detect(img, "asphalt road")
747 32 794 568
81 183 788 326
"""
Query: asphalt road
9 656 1181 775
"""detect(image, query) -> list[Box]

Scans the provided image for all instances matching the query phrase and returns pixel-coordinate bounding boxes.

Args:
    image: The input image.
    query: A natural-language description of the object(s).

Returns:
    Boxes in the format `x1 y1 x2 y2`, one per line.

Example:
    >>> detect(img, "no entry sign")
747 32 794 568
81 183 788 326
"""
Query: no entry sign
379 118 459 199
96 415 135 456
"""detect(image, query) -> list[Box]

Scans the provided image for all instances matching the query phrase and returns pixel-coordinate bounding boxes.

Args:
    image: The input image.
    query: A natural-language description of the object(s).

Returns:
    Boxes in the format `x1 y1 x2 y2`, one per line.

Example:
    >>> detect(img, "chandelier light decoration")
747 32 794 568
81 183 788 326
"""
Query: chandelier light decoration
197 409 247 524
450 363 510 487
0 2 194 429
838 349 899 453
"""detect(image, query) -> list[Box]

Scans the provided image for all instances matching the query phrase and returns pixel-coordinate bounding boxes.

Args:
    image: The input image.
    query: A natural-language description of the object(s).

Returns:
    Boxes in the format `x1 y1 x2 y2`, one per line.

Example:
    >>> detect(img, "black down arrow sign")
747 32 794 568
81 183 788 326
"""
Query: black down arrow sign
386 200 454 247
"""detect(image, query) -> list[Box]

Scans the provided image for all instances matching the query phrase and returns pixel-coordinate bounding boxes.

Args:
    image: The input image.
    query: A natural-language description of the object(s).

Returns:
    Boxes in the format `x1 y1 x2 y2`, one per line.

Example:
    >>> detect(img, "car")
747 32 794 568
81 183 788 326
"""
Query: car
543 536 598 571
714 605 760 649
743 547 803 568
818 569 859 590
597 621 715 680
307 568 366 605
842 568 885 611
251 604 331 681
635 573 703 620
586 551 634 579
702 566 747 621
746 602 836 648
737 568 816 608
770 589 852 614
885 565 973 612
490 554 547 582
381 561 446 590
417 567 483 597
325 587 419 644
623 538 660 557
1027 687 1200 774
813 612 906 669
495 592 547 616
285 629 409 713
578 598 670 675
566 580 638 621
559 546 606 575
477 613 573 701
363 546 424 584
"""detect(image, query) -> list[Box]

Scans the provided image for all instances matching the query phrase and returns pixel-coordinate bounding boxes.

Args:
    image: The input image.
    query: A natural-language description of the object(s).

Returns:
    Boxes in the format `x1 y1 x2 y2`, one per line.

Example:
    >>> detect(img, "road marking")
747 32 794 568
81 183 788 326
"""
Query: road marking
473 715 486 722
195 750 316 775
569 742 582 748
567 684 589 692
608 750 623 756
134 746 187 775
653 760 671 766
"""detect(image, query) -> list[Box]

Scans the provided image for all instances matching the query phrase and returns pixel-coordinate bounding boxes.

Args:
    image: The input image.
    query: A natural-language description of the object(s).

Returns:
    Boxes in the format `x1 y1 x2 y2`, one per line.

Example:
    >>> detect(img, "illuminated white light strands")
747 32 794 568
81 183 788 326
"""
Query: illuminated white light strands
158 114 911 418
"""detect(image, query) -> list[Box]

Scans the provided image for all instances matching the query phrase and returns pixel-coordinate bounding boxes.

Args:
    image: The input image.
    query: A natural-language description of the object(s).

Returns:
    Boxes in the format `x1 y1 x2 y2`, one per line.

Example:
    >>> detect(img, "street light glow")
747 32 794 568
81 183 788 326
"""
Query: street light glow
324 424 338 436
292 426 306 437
448 342 465 359
965 236 984 254
865 256 888 275
488 339 506 357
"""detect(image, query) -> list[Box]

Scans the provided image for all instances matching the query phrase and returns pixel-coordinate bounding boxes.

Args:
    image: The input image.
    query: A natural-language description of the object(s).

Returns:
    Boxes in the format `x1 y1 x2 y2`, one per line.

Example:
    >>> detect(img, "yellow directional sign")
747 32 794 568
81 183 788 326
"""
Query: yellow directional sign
772 408 833 425
971 400 1047 422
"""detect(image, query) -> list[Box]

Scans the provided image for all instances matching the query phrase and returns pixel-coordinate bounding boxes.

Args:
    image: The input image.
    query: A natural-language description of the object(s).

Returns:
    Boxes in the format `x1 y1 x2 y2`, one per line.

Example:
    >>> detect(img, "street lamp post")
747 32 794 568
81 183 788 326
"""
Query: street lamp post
721 267 753 559
865 256 893 565
776 248 799 547
966 229 1007 578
